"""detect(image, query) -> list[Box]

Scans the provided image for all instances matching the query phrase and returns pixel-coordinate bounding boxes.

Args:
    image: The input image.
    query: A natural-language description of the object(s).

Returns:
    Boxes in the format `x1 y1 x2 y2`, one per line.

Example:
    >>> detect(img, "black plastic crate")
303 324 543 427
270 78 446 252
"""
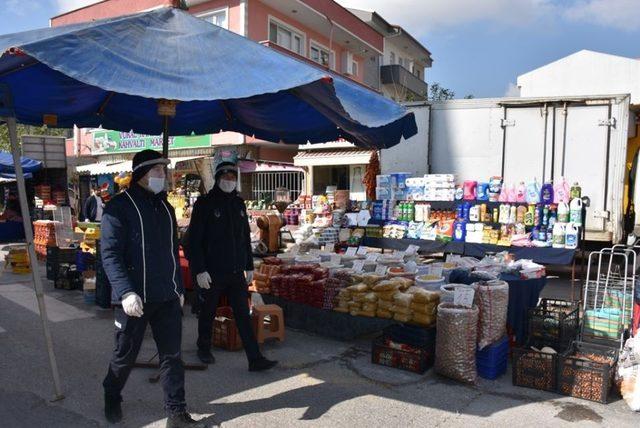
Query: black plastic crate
528 299 579 347
557 341 618 403
46 246 78 263
512 341 562 392
372 336 433 374
383 324 436 350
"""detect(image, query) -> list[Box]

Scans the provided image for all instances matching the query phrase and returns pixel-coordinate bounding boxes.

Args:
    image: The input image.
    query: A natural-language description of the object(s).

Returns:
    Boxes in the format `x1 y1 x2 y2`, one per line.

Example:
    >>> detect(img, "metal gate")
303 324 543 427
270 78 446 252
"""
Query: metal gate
250 171 304 202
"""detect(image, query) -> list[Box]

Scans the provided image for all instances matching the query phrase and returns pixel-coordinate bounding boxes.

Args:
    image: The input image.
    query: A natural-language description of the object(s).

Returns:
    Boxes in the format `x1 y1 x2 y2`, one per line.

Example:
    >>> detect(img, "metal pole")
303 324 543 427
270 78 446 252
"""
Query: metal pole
6 116 64 401
162 115 170 159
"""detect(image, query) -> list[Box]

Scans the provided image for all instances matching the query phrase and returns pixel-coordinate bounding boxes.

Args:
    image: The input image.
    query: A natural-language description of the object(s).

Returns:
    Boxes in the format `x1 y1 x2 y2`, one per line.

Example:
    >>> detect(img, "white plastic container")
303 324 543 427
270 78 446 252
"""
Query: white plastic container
569 198 583 225
415 275 446 291
552 223 566 248
565 223 579 249
557 201 569 223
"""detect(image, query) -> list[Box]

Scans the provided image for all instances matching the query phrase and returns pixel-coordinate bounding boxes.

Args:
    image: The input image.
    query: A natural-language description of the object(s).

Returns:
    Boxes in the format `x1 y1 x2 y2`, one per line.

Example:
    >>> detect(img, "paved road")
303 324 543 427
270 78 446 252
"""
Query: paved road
0 260 638 427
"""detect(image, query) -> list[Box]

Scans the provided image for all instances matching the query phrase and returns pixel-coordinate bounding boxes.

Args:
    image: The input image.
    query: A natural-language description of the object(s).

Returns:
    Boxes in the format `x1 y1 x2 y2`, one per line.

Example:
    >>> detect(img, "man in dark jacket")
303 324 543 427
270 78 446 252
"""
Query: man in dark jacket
83 186 103 222
101 150 200 427
188 160 277 371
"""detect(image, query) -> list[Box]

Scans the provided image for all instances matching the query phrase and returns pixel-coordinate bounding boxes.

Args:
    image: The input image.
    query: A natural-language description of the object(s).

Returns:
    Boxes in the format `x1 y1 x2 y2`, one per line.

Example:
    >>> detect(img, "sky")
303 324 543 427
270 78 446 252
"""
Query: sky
2 0 640 98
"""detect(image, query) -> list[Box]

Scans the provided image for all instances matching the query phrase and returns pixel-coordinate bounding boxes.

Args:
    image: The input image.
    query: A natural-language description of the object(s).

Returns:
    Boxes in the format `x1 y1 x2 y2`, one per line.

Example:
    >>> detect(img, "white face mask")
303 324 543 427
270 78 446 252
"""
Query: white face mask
147 177 166 194
218 179 237 193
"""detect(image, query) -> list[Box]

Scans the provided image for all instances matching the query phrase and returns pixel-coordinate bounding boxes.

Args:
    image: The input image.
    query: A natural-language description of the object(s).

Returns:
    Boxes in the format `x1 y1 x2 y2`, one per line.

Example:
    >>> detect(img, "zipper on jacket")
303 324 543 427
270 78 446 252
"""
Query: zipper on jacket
228 200 238 272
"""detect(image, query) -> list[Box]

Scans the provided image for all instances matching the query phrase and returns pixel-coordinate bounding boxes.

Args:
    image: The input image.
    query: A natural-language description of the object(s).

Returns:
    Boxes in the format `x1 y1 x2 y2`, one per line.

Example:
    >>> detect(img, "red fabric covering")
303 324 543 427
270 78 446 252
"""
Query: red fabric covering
633 301 639 336
179 247 193 291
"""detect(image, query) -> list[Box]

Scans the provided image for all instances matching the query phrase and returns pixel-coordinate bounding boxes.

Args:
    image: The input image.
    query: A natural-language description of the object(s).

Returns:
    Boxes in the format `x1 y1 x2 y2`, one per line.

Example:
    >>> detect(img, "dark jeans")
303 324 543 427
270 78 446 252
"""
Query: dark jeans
103 299 185 415
197 272 261 362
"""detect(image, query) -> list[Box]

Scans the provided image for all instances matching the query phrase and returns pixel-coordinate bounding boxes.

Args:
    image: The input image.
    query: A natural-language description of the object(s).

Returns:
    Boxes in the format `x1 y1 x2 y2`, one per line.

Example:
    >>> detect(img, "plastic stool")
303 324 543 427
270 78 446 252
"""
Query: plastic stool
252 304 285 344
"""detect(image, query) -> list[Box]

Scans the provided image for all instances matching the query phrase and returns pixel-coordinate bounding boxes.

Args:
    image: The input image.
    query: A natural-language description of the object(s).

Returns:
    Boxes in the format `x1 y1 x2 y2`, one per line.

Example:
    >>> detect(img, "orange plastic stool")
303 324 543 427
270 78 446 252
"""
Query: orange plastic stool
252 304 285 344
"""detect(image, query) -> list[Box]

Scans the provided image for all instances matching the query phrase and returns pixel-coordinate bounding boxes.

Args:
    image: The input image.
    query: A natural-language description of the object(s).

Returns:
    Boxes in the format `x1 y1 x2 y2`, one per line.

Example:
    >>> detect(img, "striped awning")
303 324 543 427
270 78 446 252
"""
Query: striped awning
293 149 373 167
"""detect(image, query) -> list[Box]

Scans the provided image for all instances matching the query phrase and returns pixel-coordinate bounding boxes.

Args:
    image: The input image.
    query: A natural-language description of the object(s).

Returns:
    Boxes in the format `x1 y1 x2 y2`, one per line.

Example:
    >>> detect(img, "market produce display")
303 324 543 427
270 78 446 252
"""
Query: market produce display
475 280 509 349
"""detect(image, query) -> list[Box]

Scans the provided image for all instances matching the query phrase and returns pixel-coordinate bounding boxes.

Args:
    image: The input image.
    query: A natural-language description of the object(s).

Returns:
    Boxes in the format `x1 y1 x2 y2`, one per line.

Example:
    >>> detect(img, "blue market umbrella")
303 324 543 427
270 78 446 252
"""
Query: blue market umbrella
0 7 417 400
0 151 42 176
0 7 416 149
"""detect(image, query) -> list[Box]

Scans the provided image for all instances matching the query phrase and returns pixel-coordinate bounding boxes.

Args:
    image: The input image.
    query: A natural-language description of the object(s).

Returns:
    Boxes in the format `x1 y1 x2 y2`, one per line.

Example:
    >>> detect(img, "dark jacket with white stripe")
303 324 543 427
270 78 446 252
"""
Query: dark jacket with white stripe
187 185 253 277
101 184 183 303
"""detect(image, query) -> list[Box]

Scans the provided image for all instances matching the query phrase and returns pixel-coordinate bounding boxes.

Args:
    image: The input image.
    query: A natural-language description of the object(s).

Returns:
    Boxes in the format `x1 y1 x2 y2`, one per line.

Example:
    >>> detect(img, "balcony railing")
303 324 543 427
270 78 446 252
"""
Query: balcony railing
380 64 428 99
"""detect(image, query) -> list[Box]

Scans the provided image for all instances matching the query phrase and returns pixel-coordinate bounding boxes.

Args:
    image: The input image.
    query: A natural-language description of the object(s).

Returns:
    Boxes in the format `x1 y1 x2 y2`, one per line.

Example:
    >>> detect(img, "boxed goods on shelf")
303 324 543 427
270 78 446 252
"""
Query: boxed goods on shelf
512 342 560 392
557 341 618 403
528 299 579 347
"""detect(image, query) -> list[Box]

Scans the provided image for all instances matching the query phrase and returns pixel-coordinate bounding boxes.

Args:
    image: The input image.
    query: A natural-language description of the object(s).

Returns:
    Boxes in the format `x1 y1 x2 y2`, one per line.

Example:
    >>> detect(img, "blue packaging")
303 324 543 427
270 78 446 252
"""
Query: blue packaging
453 220 466 242
462 202 471 221
477 182 489 201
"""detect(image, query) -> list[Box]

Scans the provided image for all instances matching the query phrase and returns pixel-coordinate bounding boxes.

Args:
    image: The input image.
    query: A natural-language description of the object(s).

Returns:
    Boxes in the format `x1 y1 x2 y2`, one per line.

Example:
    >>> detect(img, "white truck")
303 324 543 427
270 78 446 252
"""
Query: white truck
380 94 634 244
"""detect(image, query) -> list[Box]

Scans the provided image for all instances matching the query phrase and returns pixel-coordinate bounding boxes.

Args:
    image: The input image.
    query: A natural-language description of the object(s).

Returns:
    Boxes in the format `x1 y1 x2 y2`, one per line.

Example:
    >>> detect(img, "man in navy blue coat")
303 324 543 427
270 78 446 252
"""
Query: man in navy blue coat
100 150 200 427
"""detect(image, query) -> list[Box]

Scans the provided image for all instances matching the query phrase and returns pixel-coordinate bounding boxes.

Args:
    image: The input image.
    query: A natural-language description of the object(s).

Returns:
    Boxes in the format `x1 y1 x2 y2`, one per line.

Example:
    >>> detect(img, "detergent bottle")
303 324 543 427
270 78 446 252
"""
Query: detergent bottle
499 204 510 224
554 177 570 203
570 182 582 199
469 205 480 222
570 198 583 225
540 181 554 204
526 179 540 204
552 222 566 248
524 204 535 226
509 205 517 224
477 182 489 201
516 205 526 223
516 182 527 203
453 220 467 242
463 180 477 201
557 201 569 223
565 223 579 249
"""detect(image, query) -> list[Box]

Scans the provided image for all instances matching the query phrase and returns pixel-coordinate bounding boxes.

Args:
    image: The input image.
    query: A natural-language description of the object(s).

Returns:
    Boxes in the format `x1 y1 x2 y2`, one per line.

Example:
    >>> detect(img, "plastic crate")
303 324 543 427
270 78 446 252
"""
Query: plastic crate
383 324 436 350
212 306 243 351
477 336 509 380
557 341 618 403
528 299 579 347
512 342 560 392
371 336 433 374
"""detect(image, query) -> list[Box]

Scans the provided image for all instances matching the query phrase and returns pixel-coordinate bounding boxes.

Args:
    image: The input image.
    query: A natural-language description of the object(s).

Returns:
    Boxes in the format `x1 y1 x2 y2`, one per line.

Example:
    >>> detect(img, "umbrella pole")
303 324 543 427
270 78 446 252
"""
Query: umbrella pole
162 115 170 159
6 116 64 401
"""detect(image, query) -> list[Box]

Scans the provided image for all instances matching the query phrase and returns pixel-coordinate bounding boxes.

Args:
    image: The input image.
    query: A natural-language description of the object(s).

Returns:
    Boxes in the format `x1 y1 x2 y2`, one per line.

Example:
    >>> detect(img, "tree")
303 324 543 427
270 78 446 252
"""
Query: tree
464 94 475 99
429 82 455 101
0 123 69 152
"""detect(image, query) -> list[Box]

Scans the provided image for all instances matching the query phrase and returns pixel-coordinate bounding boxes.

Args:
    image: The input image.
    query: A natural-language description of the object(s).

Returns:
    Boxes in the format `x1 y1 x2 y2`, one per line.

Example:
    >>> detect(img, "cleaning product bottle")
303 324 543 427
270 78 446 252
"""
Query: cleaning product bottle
557 201 569 223
526 179 540 204
462 202 471 221
492 207 499 223
508 184 518 203
524 204 535 226
477 182 489 201
554 177 570 203
570 198 583 225
534 205 541 226
565 223 579 249
469 205 480 222
455 185 464 201
542 205 549 226
548 205 557 228
480 203 488 222
570 182 582 199
516 205 526 223
516 182 527 203
552 222 566 248
540 181 554 204
539 226 547 243
463 180 477 201
453 220 467 242
456 203 464 220
499 204 510 224
509 205 517 224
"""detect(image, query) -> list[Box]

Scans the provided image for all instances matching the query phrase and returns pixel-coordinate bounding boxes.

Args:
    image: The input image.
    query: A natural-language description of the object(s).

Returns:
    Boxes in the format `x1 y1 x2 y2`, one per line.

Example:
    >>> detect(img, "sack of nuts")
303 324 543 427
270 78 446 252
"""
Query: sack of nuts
473 280 509 350
435 303 479 384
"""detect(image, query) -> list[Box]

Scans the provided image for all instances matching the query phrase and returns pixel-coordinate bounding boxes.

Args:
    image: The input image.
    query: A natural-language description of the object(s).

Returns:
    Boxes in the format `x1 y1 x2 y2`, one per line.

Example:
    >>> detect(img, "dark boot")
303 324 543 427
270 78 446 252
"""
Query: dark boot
166 412 204 428
197 349 215 365
249 356 278 372
104 394 122 424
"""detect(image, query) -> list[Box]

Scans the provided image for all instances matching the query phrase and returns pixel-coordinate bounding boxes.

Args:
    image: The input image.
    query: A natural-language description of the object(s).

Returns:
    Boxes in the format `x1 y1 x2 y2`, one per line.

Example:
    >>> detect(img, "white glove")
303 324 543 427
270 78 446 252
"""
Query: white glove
245 271 254 285
197 272 212 289
122 292 144 317
179 294 184 307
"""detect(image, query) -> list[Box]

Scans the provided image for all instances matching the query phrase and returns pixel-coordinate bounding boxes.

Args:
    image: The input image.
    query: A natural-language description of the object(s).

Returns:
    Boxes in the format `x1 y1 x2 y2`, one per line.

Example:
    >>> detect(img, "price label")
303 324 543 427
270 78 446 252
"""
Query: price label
352 260 365 273
366 253 380 262
356 247 368 256
345 247 358 257
330 254 342 265
454 287 475 308
405 244 420 255
405 261 417 273
430 264 444 278
375 265 388 276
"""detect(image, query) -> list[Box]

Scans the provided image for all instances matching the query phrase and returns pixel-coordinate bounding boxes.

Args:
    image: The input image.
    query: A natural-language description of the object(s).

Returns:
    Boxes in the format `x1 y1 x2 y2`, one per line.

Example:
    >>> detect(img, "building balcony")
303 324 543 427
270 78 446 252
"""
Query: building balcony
380 64 428 100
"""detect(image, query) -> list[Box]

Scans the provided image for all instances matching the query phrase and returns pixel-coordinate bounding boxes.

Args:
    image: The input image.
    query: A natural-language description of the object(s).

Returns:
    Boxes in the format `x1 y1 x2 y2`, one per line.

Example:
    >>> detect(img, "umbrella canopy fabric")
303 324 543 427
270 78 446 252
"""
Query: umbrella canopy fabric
0 7 416 149
0 151 42 175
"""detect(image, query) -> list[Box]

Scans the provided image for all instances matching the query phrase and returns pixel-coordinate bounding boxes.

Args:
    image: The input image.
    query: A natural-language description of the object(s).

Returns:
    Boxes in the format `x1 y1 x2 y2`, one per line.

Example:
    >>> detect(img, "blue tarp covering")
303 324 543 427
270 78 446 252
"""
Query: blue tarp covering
0 8 417 149
0 151 41 179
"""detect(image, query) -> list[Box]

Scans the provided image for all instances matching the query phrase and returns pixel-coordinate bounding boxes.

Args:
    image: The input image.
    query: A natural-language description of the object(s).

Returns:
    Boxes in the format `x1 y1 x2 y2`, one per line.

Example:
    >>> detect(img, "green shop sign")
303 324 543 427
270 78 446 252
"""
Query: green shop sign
90 130 210 154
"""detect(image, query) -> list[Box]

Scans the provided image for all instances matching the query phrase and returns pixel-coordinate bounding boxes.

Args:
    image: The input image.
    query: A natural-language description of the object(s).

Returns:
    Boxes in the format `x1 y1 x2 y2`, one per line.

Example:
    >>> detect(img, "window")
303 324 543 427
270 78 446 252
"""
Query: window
269 19 304 56
351 60 358 77
398 57 404 67
197 9 228 29
389 52 395 65
310 41 334 69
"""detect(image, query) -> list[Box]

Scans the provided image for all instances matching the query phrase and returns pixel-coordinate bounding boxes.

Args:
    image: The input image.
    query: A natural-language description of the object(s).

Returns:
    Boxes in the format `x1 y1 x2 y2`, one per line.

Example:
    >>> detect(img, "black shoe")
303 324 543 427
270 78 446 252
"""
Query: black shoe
166 412 203 428
104 395 122 424
249 357 278 372
197 349 215 365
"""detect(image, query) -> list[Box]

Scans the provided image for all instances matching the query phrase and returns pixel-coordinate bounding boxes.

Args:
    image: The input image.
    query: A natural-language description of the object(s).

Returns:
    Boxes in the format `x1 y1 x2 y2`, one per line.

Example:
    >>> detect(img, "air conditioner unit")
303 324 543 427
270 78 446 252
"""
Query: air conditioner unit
341 51 354 75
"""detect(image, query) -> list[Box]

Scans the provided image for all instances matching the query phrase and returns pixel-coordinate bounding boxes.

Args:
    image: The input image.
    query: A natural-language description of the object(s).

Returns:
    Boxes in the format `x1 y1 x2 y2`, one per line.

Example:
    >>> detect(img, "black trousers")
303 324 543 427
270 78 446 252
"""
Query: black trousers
197 272 261 362
103 298 185 415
